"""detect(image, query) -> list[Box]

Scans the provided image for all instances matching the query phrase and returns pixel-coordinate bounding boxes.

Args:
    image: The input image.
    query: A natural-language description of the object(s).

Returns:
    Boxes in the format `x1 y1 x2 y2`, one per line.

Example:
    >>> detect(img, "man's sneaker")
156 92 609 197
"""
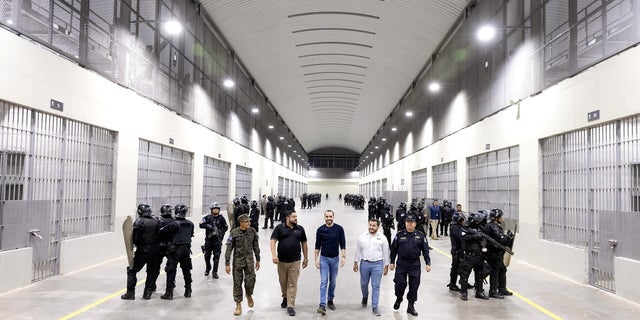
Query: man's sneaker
287 307 296 316
372 307 381 316
317 305 326 315
281 297 287 308
327 300 335 310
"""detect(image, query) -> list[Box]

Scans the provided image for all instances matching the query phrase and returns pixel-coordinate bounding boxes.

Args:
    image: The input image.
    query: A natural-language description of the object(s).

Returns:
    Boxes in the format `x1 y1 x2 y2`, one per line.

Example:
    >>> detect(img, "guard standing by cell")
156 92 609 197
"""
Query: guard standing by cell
159 204 194 300
121 204 162 300
263 196 276 229
199 202 228 279
447 211 465 292
249 200 260 232
225 214 261 316
459 212 489 301
484 209 514 298
390 214 431 316
395 202 407 233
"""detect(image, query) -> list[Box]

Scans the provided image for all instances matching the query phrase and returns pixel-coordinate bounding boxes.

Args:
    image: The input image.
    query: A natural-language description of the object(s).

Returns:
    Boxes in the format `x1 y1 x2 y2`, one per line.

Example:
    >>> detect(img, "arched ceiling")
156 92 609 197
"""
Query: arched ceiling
200 0 470 154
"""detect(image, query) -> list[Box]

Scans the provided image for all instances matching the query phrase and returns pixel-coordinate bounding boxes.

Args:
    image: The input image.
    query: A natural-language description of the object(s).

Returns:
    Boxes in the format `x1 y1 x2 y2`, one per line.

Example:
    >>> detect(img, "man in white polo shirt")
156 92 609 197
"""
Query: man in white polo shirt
353 218 390 316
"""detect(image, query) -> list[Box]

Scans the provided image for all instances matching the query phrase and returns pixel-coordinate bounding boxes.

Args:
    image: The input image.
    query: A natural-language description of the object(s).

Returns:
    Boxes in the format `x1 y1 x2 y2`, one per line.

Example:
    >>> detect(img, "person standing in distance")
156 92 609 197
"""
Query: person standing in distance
270 210 309 317
225 214 260 316
158 204 194 300
390 214 431 316
314 210 346 315
353 218 390 316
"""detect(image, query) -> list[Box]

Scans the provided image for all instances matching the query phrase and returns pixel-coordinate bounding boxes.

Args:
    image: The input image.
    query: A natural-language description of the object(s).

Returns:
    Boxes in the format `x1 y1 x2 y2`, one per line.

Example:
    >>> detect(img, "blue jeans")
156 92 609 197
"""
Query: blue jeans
360 259 383 308
319 255 339 306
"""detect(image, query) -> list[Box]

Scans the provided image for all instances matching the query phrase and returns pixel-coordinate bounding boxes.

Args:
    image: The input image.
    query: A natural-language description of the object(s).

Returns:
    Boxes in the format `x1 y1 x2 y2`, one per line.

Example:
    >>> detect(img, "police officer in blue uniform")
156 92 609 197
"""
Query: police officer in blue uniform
390 214 431 316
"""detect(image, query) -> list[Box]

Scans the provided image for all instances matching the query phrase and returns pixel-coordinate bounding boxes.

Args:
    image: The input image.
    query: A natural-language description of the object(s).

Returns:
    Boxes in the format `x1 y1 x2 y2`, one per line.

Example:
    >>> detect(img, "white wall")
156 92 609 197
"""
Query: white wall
307 179 359 200
0 248 32 293
0 28 305 293
360 44 640 303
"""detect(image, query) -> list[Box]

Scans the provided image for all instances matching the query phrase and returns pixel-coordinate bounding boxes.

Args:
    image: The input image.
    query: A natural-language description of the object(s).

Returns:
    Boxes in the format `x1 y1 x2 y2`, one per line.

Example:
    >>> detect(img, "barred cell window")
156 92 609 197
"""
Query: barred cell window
202 157 230 214
277 176 284 196
432 161 457 205
235 165 252 199
137 140 192 214
411 168 427 201
467 146 519 224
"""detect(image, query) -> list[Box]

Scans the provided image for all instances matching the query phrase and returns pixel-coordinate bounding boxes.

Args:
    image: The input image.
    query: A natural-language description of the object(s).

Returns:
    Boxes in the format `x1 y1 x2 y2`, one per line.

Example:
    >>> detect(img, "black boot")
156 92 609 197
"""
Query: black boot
212 259 219 279
121 290 135 300
448 283 461 291
475 291 489 300
393 297 402 310
489 291 504 299
184 288 192 298
142 289 153 300
160 289 173 300
460 291 468 301
407 302 418 316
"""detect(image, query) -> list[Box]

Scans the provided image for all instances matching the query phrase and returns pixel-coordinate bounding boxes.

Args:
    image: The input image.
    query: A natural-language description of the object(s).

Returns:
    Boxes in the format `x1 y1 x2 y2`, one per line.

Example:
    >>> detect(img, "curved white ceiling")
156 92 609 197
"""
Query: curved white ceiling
200 0 470 154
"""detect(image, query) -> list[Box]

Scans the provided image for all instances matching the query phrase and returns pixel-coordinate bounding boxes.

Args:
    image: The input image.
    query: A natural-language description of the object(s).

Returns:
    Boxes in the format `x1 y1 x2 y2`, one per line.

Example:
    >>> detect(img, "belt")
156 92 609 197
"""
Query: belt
362 259 382 263
175 244 191 248
466 251 483 257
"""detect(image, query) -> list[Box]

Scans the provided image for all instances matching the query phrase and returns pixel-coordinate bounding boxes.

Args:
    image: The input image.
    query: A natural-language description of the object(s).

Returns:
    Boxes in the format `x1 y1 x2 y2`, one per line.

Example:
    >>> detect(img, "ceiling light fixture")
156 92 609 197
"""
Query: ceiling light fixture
428 82 440 92
477 25 496 42
374 146 379 149
223 79 235 88
163 20 183 35
391 127 397 131
251 107 259 113
382 138 387 141
405 111 413 117
268 125 274 129
279 136 284 140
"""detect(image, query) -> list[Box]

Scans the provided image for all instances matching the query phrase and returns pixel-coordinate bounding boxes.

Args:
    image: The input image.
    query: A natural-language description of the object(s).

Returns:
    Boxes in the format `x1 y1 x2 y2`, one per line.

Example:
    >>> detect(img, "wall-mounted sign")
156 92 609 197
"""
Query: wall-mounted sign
50 99 63 111
588 110 600 122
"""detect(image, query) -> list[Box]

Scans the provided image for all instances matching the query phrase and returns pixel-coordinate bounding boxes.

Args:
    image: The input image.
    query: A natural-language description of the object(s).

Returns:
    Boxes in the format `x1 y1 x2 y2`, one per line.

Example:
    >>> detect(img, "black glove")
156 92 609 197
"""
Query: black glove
507 230 514 237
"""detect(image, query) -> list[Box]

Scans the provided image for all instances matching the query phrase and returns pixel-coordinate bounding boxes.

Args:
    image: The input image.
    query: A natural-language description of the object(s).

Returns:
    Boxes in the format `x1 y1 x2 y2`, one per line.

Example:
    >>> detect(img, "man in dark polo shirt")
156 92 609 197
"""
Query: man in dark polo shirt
270 210 309 316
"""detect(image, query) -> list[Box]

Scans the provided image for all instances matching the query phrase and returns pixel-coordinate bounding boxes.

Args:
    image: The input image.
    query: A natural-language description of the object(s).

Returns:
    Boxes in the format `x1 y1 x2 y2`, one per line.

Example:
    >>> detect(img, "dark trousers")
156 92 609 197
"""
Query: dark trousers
393 260 421 302
165 245 193 291
382 226 392 247
440 221 450 236
487 252 507 292
449 250 463 286
127 245 161 292
203 239 222 273
263 211 273 228
459 253 485 294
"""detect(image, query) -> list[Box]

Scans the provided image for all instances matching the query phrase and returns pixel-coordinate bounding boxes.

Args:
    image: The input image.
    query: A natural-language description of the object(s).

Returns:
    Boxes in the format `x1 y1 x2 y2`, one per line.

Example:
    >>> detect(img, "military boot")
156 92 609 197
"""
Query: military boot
460 291 468 301
393 297 402 310
246 294 254 308
234 302 242 315
212 260 219 279
160 289 173 300
447 283 461 291
489 291 504 299
142 288 153 300
475 291 489 300
407 302 418 316
120 290 135 300
184 287 192 298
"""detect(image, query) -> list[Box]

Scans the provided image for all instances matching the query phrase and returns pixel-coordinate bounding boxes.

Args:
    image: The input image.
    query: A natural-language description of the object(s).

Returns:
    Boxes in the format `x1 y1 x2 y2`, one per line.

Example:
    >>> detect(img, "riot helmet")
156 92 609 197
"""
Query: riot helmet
489 208 504 221
233 198 240 206
137 204 152 217
399 202 407 210
174 204 188 219
268 195 274 201
209 202 221 210
468 212 484 226
250 200 258 208
452 212 466 223
160 204 173 217
240 195 249 204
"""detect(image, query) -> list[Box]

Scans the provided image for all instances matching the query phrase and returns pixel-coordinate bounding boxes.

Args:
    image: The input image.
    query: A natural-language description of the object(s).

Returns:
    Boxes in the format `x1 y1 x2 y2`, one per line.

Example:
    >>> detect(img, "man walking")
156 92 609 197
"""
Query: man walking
390 214 431 316
225 214 260 315
353 218 390 316
270 210 309 316
314 210 346 315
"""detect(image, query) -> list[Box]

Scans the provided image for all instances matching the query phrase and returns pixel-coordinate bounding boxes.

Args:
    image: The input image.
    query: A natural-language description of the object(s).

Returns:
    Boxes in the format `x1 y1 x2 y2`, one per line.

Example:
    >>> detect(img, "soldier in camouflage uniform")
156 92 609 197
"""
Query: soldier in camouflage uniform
225 214 261 316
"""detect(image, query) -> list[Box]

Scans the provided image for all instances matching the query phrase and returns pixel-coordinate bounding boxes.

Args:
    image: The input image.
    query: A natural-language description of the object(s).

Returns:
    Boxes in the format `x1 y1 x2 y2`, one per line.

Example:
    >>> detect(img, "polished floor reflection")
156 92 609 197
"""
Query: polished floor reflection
1 199 639 320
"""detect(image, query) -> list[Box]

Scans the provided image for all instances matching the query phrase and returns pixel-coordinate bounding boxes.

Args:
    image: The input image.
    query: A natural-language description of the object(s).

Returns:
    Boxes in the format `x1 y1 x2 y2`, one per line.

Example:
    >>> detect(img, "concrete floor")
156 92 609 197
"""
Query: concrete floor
1 199 640 320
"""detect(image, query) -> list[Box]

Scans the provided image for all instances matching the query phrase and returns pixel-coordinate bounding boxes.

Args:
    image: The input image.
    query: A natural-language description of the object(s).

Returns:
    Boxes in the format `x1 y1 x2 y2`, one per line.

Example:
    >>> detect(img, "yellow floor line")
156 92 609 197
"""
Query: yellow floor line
59 253 204 320
430 244 563 320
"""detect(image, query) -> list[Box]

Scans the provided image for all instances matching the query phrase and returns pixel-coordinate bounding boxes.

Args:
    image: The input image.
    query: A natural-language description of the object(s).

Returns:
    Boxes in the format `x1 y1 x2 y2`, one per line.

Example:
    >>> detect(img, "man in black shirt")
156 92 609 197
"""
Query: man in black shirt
270 210 309 316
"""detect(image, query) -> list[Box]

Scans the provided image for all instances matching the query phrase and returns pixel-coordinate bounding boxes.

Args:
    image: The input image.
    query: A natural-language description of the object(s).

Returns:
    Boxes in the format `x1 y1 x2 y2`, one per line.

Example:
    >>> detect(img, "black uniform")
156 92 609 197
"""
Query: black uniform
199 213 228 277
249 206 260 231
159 217 194 298
263 198 276 229
396 205 407 233
378 202 394 246
125 215 161 298
390 227 431 307
447 219 463 290
484 220 512 297
459 220 487 300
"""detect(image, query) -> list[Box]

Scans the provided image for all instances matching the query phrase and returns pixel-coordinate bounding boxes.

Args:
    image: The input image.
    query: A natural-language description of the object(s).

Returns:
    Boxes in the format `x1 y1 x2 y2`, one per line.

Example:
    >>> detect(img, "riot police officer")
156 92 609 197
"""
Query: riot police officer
459 212 489 301
390 214 431 316
121 204 161 300
159 204 194 300
484 209 513 298
249 200 260 231
158 204 175 273
447 211 465 291
263 196 276 229
199 202 228 279
396 202 407 233
377 198 394 246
